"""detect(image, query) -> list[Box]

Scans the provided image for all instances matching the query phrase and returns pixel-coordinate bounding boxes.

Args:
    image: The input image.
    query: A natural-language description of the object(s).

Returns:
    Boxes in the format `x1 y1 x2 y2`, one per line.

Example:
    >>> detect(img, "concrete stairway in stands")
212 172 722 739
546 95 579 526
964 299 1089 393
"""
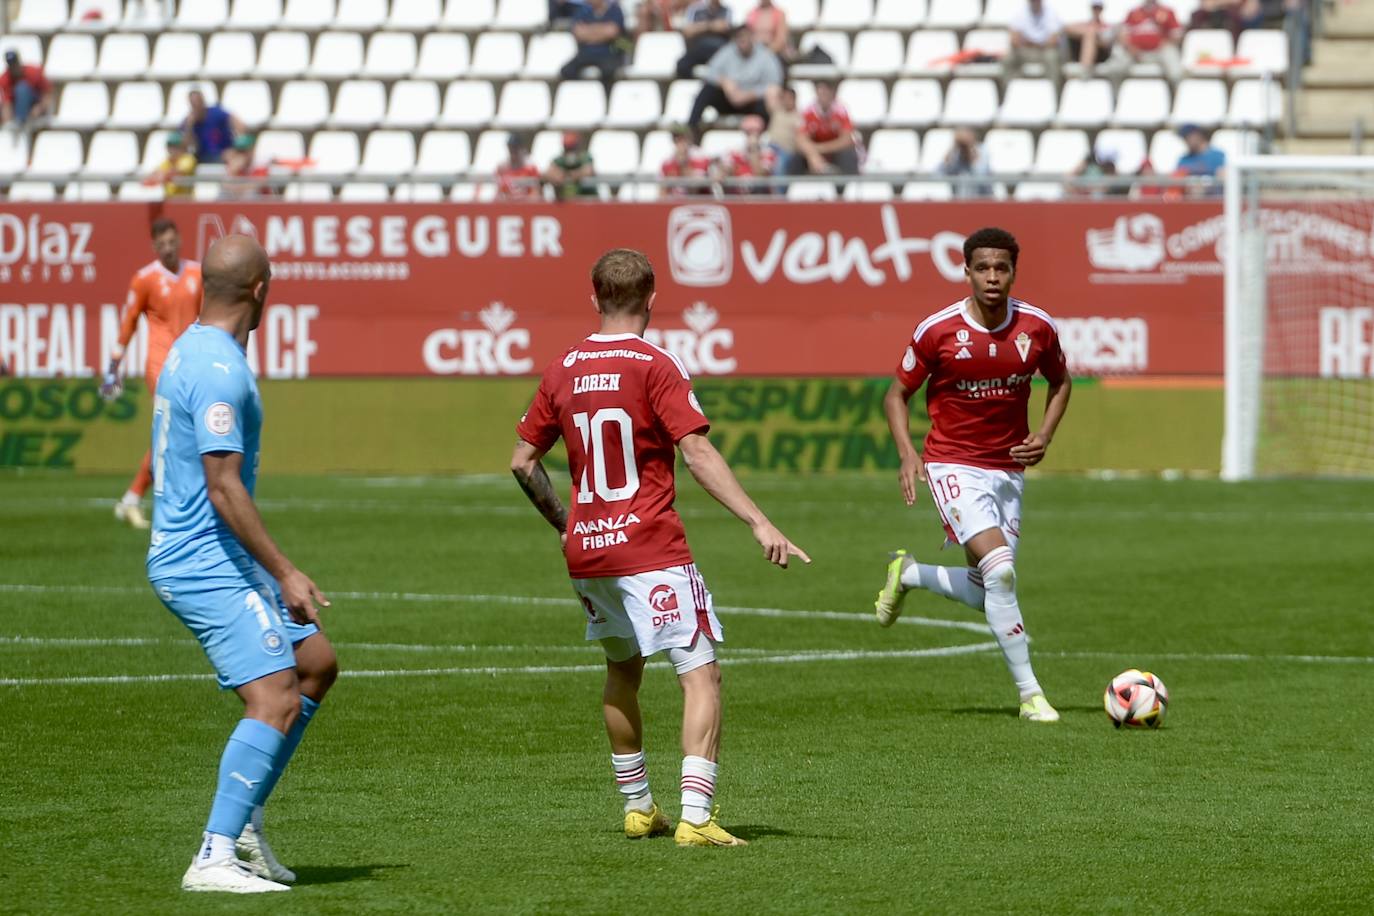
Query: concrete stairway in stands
1283 0 1374 153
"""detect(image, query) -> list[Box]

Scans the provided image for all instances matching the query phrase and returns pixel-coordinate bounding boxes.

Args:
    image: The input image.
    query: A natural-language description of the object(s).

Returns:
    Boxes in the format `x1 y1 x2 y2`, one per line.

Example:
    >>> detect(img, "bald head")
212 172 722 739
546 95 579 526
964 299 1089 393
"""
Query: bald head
201 235 271 334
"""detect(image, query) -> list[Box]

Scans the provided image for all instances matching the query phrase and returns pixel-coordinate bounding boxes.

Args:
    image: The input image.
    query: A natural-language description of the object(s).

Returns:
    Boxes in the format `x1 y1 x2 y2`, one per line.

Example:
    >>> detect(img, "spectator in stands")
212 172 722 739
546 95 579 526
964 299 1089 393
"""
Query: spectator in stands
560 0 628 88
677 0 734 79
632 0 690 36
1067 1 1115 74
766 85 800 175
498 133 544 201
1189 0 1247 39
181 89 244 165
549 0 585 27
661 124 712 195
791 79 858 176
746 0 794 61
1008 0 1065 87
546 131 598 199
151 132 198 199
688 26 783 130
0 50 52 129
222 134 272 200
1176 124 1226 182
939 128 993 199
718 114 778 193
1106 1 1184 84
1072 143 1126 197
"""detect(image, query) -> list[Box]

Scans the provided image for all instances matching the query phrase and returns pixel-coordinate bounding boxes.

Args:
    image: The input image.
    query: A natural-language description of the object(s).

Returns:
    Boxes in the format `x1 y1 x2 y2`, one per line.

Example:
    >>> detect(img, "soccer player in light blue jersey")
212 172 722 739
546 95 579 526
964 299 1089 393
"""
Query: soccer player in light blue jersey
147 235 338 894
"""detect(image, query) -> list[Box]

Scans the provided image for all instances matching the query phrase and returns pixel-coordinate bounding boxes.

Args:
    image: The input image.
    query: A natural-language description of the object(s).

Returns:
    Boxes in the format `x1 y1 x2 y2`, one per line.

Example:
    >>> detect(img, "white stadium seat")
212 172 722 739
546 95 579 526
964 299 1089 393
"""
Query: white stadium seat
384 80 441 128
941 78 998 127
874 0 926 28
307 130 360 173
270 80 330 129
787 181 838 201
1234 30 1288 78
140 130 173 171
284 182 334 201
864 129 919 174
818 0 873 30
1170 78 1228 128
494 80 553 130
1056 78 1113 127
1211 128 1260 160
415 33 471 79
440 81 497 129
359 130 417 175
95 33 149 81
415 130 472 177
442 0 495 31
1033 128 1090 174
838 79 887 127
550 81 607 130
606 81 663 129
394 182 445 202
254 129 305 163
203 32 256 79
469 130 511 175
15 0 71 34
0 34 44 66
918 126 954 172
984 128 1034 174
495 0 547 31
83 129 140 178
1227 80 1281 127
44 34 97 81
1052 0 1093 18
1113 78 1170 128
309 31 364 79
229 0 284 29
0 132 30 175
796 31 850 73
524 32 577 79
588 130 640 176
849 31 904 78
109 82 165 129
904 30 958 76
54 81 110 129
339 182 390 201
1183 29 1234 77
65 181 113 201
885 78 942 127
28 131 85 178
335 0 387 30
1149 129 1187 172
163 81 220 127
10 181 58 201
149 33 203 80
387 0 441 30
116 180 164 201
638 129 672 176
1013 181 1064 201
71 0 121 30
330 80 386 128
449 181 484 202
176 0 229 31
981 0 1019 27
962 28 1010 61
927 0 981 29
528 130 563 170
364 33 418 79
998 78 1056 128
282 0 335 29
699 129 743 161
1093 128 1147 175
773 0 819 30
844 181 895 201
122 0 171 31
471 32 525 78
902 181 954 201
661 80 702 127
257 31 310 79
626 31 684 79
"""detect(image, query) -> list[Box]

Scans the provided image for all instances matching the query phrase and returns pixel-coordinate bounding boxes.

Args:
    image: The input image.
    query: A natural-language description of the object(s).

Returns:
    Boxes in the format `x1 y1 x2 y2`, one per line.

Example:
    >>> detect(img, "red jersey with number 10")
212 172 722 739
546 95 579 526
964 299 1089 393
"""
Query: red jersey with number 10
517 333 710 579
895 298 1068 471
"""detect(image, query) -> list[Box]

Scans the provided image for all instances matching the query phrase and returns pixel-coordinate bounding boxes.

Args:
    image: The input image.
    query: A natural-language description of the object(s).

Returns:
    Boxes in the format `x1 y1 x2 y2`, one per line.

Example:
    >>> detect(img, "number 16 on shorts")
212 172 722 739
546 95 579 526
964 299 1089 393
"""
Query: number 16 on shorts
923 461 1024 551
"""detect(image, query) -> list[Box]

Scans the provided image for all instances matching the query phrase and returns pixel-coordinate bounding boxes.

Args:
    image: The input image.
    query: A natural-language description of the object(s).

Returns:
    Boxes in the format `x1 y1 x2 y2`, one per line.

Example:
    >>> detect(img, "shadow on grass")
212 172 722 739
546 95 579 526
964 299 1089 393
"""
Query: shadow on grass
294 863 409 886
730 824 829 842
946 704 1103 717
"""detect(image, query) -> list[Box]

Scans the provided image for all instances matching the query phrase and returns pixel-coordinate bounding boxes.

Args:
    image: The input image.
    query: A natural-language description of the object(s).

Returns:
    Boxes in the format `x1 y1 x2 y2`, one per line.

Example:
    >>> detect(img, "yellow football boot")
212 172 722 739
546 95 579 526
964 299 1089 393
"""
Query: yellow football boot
624 803 671 839
675 806 748 847
1019 694 1061 723
874 550 914 627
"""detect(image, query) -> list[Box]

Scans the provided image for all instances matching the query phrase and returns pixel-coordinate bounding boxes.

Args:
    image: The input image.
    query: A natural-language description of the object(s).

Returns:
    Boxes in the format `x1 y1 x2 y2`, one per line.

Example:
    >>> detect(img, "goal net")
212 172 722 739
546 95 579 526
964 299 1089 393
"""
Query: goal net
1223 155 1374 479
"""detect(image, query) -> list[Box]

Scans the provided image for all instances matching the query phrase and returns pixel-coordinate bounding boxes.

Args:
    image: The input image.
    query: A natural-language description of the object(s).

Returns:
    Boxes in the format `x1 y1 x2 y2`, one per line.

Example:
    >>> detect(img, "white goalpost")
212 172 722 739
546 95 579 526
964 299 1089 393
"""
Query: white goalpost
1222 155 1374 480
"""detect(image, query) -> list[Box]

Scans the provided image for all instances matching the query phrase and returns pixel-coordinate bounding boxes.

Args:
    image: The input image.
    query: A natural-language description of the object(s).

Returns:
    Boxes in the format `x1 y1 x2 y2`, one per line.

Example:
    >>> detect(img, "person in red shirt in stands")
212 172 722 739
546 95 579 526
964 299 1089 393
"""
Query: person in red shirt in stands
791 79 859 176
497 133 543 200
660 125 712 196
0 50 52 128
1105 0 1184 83
718 114 777 194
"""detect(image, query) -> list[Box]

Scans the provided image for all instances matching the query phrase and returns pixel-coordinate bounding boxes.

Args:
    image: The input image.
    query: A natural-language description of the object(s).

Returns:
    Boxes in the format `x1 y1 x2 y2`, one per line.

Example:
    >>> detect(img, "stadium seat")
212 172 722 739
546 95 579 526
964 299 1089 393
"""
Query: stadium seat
0 133 29 175
787 181 838 201
1012 181 1064 201
330 80 386 128
385 80 440 127
308 31 364 79
1055 78 1112 127
941 78 998 127
334 0 387 30
140 129 172 171
44 34 97 81
773 0 819 30
874 0 926 28
1211 128 1260 160
1033 128 1089 174
53 82 110 129
70 0 121 30
1112 78 1170 128
901 181 954 201
495 0 547 31
254 129 305 164
523 32 578 79
442 0 495 31
9 181 58 201
122 0 171 31
1227 80 1281 127
998 78 1056 128
176 0 229 31
981 0 1019 27
864 129 919 174
792 78 818 113
638 129 672 176
984 128 1034 174
394 182 445 202
440 81 497 129
927 0 981 29
257 31 310 79
364 33 418 79
528 130 564 170
64 181 113 201
625 31 686 80
415 130 471 176
282 0 334 29
28 131 84 178
837 79 887 127
1170 78 1228 128
960 29 1011 74
1093 128 1147 174
116 179 163 200
94 33 149 80
661 80 702 127
1053 0 1093 18
149 33 203 80
228 0 284 29
202 32 256 79
471 32 525 79
415 33 470 79
818 0 873 30
1148 128 1187 172
109 82 165 129
550 81 607 130
885 78 942 127
904 30 958 77
1234 30 1288 78
387 0 440 30
448 181 485 202
163 81 220 127
271 80 330 129
606 81 663 129
795 31 850 74
588 130 640 177
83 129 139 178
0 34 44 66
849 31 904 78
14 0 70 33
917 126 954 172
700 129 743 161
469 130 511 174
494 80 553 130
844 181 895 201
307 130 360 173
1182 28 1234 77
359 130 417 175
284 182 334 200
337 182 388 201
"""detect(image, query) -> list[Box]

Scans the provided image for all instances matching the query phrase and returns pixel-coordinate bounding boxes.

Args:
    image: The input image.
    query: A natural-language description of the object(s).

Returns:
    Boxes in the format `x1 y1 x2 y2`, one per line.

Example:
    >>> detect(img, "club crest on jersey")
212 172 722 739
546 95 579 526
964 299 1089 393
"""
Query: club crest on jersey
1015 332 1032 362
955 346 972 360
956 328 971 344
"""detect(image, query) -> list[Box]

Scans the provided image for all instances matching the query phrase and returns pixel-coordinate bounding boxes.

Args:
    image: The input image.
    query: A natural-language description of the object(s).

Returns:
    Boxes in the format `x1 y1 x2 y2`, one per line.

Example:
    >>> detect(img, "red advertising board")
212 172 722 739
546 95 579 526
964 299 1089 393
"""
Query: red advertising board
1 201 1368 380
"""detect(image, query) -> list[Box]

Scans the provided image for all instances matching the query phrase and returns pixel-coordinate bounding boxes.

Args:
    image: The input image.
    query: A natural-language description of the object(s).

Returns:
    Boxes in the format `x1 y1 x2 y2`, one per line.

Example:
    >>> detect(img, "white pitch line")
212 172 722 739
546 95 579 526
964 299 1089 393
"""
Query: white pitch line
1 635 784 656
1044 650 1374 665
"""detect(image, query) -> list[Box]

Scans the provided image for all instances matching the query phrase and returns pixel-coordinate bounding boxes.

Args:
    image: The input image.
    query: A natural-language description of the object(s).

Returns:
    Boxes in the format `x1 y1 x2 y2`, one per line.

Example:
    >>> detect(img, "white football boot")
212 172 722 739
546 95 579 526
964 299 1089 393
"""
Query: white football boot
237 822 297 884
181 857 290 893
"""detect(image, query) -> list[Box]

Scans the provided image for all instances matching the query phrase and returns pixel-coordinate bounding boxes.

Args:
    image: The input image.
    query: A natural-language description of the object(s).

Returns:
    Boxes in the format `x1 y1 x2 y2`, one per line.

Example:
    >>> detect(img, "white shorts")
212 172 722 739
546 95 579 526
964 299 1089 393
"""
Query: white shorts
572 563 724 660
924 461 1024 553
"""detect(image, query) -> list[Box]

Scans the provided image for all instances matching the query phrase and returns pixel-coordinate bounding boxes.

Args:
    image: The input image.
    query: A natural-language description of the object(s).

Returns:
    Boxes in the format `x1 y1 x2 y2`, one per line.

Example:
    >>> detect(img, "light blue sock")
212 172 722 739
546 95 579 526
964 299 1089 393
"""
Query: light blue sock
204 718 285 841
252 695 320 817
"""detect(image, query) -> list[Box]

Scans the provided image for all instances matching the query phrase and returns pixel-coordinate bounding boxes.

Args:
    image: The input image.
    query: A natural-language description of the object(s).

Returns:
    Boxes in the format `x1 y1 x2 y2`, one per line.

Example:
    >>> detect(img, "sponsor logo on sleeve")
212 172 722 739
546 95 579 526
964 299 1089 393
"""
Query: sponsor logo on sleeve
902 346 917 372
205 402 234 435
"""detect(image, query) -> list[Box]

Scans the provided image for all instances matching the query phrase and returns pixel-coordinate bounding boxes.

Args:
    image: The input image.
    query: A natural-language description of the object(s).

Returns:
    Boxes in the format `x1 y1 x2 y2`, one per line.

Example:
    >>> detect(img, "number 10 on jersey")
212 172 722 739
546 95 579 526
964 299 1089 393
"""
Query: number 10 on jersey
572 408 640 504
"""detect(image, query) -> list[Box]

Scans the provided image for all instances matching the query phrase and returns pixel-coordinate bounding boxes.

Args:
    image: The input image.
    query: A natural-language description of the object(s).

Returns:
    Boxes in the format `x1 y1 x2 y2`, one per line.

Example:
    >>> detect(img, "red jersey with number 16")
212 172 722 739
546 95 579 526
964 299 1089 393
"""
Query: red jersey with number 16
895 298 1068 472
517 333 710 579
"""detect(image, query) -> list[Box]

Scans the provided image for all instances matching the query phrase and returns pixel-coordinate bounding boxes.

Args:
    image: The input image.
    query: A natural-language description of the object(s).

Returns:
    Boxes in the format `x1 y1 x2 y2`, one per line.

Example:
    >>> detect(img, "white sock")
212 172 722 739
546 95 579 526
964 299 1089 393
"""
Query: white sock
901 562 985 611
611 751 653 813
196 831 237 866
978 546 1041 700
680 755 717 825
120 490 141 506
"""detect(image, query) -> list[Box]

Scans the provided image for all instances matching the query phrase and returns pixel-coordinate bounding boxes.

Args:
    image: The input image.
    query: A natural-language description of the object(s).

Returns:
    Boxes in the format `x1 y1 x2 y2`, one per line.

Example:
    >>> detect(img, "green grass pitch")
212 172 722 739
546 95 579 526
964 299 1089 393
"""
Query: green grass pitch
3 471 1373 914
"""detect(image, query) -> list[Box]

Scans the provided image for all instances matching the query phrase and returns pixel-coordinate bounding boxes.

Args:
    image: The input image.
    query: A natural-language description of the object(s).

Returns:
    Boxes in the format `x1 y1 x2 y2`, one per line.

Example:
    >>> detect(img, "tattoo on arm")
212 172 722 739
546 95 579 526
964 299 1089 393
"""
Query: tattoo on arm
512 453 568 534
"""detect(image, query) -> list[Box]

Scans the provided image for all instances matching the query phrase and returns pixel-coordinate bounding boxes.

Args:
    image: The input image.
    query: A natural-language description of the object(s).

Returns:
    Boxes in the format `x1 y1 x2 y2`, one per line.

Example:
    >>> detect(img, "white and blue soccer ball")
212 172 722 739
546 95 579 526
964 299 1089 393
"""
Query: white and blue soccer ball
1104 669 1169 729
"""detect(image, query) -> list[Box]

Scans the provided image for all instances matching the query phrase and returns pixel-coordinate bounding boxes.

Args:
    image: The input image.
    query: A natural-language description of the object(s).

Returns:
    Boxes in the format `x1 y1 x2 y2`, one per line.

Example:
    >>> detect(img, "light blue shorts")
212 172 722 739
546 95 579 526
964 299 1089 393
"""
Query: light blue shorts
150 565 319 690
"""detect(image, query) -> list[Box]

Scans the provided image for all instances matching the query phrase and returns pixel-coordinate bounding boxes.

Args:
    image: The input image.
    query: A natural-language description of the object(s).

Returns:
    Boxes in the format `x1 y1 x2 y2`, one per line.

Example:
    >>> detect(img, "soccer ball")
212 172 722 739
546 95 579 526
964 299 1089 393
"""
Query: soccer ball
1103 669 1169 728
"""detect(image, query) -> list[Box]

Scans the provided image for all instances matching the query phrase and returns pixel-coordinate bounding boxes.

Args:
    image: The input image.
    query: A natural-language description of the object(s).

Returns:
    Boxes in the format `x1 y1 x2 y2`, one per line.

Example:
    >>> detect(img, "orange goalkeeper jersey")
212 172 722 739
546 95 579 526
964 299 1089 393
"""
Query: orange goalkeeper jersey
120 259 202 384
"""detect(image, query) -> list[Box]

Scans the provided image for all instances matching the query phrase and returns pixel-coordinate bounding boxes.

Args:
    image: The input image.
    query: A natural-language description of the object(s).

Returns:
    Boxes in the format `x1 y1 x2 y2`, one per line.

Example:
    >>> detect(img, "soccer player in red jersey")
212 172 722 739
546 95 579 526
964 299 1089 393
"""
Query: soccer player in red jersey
512 248 809 845
875 227 1072 723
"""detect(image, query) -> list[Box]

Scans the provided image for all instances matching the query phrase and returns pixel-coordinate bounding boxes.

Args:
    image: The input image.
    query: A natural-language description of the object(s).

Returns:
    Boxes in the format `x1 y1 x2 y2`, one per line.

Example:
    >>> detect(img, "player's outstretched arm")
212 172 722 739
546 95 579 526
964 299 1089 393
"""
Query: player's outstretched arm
203 451 329 625
678 433 810 569
883 379 926 507
510 439 568 546
1010 374 1073 467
